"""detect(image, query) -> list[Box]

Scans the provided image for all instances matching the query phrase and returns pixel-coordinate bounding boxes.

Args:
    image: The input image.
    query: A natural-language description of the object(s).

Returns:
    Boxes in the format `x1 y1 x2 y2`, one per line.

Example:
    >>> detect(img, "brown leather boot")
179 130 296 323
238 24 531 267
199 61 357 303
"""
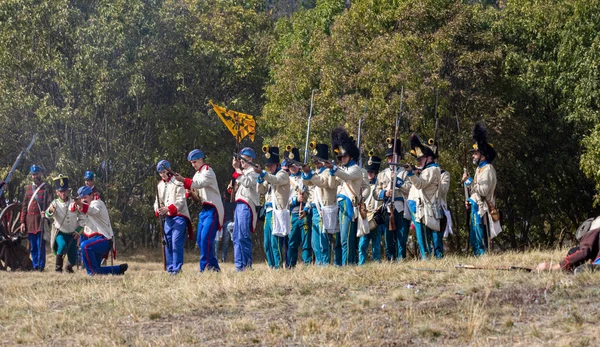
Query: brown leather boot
65 263 74 273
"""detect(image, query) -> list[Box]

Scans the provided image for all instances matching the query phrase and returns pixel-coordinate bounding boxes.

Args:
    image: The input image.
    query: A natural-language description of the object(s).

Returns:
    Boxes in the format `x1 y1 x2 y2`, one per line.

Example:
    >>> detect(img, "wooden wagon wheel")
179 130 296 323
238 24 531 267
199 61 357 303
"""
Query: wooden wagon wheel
0 203 22 238
0 203 33 271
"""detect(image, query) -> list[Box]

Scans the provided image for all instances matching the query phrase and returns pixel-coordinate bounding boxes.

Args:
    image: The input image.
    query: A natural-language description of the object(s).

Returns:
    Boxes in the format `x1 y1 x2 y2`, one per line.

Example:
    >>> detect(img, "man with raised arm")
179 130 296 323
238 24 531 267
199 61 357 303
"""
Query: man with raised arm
174 149 224 272
231 147 260 271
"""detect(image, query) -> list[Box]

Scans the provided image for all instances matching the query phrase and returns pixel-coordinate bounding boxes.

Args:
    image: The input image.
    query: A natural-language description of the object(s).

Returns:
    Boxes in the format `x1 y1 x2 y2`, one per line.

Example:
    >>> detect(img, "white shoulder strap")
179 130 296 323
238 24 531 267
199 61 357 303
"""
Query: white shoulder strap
27 183 46 211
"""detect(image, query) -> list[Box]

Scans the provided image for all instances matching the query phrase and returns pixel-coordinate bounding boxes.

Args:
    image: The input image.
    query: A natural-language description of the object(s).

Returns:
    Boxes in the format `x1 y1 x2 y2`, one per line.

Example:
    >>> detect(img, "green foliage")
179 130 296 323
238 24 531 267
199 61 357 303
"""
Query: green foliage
1 0 599 250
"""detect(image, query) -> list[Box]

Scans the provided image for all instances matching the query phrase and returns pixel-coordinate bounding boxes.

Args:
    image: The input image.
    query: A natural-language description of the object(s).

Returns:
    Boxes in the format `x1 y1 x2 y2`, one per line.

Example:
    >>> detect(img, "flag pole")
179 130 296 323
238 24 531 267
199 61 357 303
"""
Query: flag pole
231 117 241 203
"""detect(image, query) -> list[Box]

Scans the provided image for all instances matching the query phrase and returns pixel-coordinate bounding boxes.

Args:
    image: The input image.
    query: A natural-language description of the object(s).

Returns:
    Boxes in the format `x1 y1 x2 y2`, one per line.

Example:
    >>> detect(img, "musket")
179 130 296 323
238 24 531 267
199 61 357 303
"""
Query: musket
233 152 259 169
0 134 37 199
357 104 366 167
433 88 439 147
455 264 532 272
154 176 167 271
303 89 318 165
456 112 470 253
388 86 403 232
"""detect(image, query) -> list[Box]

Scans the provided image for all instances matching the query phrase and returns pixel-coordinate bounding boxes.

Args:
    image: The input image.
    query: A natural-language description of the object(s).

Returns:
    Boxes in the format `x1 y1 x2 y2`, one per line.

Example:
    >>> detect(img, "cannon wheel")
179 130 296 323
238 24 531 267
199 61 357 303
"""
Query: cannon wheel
0 203 33 271
0 203 22 238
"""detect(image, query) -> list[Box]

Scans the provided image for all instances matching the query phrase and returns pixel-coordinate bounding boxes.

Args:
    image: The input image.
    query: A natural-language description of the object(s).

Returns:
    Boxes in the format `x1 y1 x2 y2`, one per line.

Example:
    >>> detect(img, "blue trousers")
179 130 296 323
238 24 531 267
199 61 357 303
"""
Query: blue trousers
301 214 312 264
164 216 187 274
383 209 410 261
287 212 303 267
28 232 46 270
233 202 253 271
338 199 357 266
395 212 410 260
218 221 231 261
263 211 286 268
409 208 432 260
81 236 122 275
56 232 78 266
358 226 382 265
469 204 488 256
311 207 329 265
197 206 220 272
431 231 444 259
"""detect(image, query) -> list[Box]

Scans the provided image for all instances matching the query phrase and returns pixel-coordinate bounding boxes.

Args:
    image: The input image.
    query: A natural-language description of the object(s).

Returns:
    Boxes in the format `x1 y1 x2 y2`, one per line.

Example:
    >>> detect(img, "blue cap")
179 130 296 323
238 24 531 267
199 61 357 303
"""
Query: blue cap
156 160 171 173
84 171 95 180
77 186 93 197
187 149 204 161
30 165 41 174
240 147 256 159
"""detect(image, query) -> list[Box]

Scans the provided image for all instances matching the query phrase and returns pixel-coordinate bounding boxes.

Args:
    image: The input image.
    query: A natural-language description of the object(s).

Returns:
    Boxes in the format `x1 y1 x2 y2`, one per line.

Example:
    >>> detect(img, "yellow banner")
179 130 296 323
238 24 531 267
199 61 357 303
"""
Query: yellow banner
209 100 256 142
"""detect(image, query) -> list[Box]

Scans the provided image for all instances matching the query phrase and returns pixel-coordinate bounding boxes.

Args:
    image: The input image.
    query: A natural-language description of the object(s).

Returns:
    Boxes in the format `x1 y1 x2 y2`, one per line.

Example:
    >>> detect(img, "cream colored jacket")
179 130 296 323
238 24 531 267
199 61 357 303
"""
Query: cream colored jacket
467 163 497 216
258 170 290 211
184 164 225 229
154 176 190 220
375 166 412 213
408 164 441 204
332 163 363 204
235 166 260 209
303 167 339 207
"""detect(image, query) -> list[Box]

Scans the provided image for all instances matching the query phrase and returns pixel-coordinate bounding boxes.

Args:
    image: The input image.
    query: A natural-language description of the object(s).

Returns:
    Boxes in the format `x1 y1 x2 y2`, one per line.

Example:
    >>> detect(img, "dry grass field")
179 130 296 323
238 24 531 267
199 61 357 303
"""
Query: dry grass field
1 249 599 346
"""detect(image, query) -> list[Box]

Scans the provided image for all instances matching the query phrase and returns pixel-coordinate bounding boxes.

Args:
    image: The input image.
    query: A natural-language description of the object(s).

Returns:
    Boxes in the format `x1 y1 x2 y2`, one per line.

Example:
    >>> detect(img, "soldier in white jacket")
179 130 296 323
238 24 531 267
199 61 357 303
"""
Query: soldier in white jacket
325 127 362 266
174 149 224 272
374 138 412 261
255 146 290 269
45 175 84 273
154 160 192 275
76 186 128 275
461 123 499 256
231 147 260 271
358 155 383 264
406 134 441 260
302 143 341 265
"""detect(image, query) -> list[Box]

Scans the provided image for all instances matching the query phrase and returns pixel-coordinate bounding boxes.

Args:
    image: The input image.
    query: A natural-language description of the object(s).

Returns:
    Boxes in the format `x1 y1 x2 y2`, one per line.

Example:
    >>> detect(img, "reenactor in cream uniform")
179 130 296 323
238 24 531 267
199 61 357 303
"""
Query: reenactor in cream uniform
302 142 341 265
231 147 260 271
358 155 383 264
174 149 225 272
284 146 311 267
462 123 500 256
325 127 363 266
154 160 192 275
256 146 291 269
406 134 441 259
46 175 84 273
375 139 412 261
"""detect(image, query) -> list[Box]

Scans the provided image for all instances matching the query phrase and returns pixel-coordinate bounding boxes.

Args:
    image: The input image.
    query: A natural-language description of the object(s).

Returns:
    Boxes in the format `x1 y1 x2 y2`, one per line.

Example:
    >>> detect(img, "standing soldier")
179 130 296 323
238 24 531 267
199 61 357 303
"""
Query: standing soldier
76 186 128 275
461 123 500 256
231 147 260 271
45 175 83 273
174 149 224 272
427 140 447 259
285 146 310 267
20 165 53 271
358 154 383 264
406 134 441 259
375 139 412 261
302 142 340 265
256 146 290 269
432 142 453 246
154 160 192 275
325 127 362 266
83 171 102 200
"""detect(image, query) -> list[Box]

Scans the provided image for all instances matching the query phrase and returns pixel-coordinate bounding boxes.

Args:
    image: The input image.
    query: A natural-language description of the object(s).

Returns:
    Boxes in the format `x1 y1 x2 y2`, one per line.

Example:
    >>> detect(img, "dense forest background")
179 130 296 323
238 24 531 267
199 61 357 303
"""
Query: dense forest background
1 0 599 253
